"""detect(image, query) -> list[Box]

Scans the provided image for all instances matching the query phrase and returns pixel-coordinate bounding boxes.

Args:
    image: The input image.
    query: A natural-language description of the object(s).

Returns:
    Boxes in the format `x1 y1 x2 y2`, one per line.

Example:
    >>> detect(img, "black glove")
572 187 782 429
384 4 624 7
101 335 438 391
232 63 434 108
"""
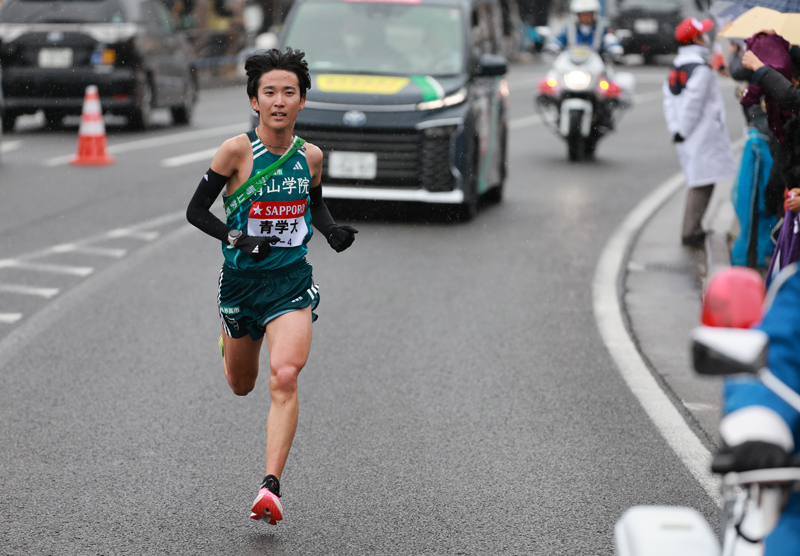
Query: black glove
673 133 685 143
324 225 358 253
723 441 790 472
234 234 279 262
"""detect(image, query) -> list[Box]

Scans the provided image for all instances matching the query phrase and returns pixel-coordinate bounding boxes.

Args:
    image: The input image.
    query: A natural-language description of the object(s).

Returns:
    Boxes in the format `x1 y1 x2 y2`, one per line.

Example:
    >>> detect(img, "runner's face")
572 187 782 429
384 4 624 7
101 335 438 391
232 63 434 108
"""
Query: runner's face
250 70 305 131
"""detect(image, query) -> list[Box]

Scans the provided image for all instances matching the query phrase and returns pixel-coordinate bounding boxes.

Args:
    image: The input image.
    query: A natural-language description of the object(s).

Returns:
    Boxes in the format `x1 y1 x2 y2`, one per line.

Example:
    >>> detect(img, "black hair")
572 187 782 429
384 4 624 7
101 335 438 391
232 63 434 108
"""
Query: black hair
245 47 312 101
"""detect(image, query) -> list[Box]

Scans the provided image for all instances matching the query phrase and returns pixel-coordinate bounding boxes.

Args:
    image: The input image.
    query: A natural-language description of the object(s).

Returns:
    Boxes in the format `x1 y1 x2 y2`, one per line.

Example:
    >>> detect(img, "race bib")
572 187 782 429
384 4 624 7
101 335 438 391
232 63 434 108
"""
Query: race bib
248 200 308 248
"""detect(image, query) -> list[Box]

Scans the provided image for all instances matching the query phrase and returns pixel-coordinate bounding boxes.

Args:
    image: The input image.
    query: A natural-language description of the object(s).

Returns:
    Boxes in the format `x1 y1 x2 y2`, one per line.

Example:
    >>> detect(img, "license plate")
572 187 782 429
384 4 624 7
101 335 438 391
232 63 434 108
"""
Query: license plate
633 19 658 34
328 151 377 180
38 48 73 68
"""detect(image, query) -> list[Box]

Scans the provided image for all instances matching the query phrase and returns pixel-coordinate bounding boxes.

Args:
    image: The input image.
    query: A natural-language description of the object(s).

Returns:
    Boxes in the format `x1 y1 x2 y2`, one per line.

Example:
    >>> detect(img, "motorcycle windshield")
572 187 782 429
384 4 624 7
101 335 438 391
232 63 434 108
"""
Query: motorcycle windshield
283 1 466 77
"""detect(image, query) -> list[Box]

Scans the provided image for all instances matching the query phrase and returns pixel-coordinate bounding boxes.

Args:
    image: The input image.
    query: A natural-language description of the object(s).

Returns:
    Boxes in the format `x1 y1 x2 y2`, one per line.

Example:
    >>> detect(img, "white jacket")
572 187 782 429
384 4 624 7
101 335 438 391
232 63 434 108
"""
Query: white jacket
662 45 736 188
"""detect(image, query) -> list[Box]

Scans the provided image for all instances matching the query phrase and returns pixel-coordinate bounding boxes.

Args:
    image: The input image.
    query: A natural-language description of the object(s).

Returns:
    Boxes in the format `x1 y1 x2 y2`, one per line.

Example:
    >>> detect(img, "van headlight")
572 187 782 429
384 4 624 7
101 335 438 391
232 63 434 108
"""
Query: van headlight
563 71 592 91
418 88 467 111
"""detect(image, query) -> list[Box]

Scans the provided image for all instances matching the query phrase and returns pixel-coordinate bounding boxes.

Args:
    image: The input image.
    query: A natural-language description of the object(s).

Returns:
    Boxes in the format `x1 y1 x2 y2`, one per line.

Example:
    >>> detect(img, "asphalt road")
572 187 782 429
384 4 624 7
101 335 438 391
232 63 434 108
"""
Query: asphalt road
0 60 741 555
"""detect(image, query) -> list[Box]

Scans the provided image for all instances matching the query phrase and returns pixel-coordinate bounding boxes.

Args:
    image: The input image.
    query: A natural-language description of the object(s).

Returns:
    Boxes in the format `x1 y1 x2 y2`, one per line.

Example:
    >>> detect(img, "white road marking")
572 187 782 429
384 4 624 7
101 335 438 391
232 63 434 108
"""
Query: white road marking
0 284 60 298
0 313 23 324
49 244 128 258
0 260 94 277
44 122 249 167
1 140 22 154
684 402 719 411
593 137 745 508
160 147 219 168
106 229 160 241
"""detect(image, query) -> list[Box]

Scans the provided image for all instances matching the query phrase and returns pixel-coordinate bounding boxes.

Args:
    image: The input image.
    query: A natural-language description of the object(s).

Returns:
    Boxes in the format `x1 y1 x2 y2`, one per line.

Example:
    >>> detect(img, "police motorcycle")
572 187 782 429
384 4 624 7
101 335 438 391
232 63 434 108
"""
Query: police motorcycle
615 268 800 556
535 46 635 162
535 0 635 161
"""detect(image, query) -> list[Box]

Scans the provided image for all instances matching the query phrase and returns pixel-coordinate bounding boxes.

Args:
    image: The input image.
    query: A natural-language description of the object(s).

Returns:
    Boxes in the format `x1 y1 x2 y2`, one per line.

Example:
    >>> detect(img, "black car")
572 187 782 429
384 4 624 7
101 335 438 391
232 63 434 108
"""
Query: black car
0 0 197 130
613 0 684 64
274 0 509 219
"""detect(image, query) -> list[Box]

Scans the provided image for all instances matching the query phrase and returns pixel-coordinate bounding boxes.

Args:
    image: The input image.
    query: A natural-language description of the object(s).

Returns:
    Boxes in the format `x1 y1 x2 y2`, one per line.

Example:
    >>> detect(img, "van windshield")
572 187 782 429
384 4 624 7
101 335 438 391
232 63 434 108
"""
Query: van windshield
0 0 129 24
283 1 465 76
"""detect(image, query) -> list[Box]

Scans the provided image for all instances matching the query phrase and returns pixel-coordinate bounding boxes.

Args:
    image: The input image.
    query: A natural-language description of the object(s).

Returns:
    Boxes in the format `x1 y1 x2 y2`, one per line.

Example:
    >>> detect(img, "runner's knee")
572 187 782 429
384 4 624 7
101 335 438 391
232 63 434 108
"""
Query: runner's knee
228 376 256 396
269 363 301 396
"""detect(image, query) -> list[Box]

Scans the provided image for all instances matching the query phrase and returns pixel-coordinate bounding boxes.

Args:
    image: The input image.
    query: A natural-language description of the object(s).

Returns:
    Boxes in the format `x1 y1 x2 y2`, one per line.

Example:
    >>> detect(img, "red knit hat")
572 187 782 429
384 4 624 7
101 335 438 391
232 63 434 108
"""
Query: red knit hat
675 17 714 45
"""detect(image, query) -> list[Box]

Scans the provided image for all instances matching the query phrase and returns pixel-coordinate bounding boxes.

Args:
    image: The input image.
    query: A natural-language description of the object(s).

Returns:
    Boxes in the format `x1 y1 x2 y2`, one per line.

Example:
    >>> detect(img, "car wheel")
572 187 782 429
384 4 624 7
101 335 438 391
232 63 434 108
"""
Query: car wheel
2 110 18 133
44 110 64 129
484 123 506 204
454 142 480 221
128 76 153 130
171 72 196 125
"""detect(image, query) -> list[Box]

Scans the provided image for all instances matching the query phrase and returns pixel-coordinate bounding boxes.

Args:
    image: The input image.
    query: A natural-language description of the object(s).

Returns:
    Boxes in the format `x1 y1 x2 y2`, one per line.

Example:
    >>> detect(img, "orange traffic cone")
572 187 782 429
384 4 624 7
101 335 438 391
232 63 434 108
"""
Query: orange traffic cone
70 85 114 166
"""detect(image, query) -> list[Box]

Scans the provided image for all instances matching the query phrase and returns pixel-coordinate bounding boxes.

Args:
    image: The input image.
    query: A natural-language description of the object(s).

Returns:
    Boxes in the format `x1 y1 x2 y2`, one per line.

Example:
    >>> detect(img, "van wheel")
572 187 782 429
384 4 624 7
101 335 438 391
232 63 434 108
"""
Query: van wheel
454 143 480 221
484 123 507 204
171 73 196 125
44 110 64 129
2 110 18 133
128 77 153 130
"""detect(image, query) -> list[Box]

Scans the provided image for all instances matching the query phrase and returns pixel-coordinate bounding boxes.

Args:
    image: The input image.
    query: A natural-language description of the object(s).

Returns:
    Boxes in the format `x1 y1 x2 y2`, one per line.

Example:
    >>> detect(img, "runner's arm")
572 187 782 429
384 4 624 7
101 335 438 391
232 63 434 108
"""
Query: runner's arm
306 143 358 252
186 168 234 242
186 137 246 242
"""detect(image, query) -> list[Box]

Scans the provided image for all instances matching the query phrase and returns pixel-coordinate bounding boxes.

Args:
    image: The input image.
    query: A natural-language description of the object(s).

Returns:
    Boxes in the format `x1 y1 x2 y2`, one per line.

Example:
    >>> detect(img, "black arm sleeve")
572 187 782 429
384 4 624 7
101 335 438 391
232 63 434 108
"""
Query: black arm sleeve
186 168 233 243
309 184 336 238
756 67 800 114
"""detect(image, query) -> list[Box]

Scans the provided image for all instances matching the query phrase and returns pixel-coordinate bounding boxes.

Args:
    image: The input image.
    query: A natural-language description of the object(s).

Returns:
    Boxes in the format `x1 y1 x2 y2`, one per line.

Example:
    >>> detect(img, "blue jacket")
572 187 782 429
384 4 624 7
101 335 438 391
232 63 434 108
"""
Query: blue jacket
725 265 800 449
724 264 800 555
553 21 620 54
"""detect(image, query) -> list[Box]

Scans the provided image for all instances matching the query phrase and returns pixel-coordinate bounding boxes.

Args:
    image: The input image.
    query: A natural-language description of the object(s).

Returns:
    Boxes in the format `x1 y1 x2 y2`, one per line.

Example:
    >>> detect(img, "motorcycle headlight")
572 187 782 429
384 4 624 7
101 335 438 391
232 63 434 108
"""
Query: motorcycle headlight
418 88 467 111
563 71 592 91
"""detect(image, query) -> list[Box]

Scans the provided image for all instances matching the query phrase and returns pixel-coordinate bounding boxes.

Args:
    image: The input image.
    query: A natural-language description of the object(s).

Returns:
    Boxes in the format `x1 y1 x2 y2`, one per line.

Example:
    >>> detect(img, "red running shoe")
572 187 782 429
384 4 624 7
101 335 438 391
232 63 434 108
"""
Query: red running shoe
250 475 283 525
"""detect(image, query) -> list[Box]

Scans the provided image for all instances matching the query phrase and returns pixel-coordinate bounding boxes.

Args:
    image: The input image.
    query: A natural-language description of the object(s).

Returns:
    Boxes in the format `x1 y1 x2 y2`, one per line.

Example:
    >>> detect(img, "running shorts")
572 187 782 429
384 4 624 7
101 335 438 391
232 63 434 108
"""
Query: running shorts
217 258 319 341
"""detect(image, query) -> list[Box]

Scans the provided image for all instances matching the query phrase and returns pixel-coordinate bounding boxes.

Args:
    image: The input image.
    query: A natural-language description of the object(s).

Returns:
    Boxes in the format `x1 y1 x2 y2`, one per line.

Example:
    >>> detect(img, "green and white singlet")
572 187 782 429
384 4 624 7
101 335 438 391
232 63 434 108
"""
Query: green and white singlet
222 130 314 271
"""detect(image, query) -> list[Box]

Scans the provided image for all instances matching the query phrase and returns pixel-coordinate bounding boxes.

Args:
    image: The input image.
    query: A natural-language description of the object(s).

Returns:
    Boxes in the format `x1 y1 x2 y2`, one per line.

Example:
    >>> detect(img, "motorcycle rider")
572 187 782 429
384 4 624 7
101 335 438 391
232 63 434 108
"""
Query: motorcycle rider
717 264 800 553
551 0 623 57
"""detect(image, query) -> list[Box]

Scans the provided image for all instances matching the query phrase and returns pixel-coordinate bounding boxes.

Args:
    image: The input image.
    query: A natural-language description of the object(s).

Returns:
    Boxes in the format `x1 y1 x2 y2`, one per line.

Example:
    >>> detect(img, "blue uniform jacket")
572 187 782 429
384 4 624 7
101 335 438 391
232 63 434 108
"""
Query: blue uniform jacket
724 264 800 554
553 22 619 54
724 265 800 450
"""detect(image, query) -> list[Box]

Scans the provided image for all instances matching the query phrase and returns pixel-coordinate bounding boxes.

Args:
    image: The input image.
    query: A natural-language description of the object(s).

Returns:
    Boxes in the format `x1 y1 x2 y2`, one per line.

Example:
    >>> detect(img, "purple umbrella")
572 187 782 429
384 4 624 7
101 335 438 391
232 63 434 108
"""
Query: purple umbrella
766 209 800 287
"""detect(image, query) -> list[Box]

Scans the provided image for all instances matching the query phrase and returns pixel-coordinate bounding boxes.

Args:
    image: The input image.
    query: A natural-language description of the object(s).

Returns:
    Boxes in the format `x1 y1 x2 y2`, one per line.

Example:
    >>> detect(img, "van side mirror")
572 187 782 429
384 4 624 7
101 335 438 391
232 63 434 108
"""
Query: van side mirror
691 327 768 377
476 53 507 76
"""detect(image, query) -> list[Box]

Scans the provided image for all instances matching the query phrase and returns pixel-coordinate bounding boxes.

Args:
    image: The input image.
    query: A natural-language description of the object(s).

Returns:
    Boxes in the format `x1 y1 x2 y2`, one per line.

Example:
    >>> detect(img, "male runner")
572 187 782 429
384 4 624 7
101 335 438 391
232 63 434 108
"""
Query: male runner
186 47 357 524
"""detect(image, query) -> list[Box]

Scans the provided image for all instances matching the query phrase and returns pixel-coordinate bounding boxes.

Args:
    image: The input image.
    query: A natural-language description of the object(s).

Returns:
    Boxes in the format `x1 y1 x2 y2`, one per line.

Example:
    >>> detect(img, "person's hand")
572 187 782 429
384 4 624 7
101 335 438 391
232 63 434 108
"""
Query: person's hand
727 441 790 471
742 50 765 72
234 234 280 261
787 188 800 213
324 225 358 252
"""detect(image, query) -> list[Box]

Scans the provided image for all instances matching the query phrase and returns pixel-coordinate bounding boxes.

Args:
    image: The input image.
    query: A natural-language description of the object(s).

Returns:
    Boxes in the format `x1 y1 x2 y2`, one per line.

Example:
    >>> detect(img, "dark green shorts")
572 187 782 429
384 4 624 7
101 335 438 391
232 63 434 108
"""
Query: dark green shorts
217 259 319 341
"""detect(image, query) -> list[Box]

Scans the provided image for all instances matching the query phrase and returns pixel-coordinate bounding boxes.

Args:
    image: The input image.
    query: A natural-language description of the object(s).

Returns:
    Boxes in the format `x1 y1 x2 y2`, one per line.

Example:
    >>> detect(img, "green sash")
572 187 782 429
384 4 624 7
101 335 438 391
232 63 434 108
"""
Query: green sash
223 135 306 218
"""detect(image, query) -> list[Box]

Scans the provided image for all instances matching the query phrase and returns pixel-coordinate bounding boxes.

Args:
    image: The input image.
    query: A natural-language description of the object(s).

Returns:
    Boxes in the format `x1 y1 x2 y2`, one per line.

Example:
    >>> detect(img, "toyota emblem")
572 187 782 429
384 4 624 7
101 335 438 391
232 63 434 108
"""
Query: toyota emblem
343 110 367 127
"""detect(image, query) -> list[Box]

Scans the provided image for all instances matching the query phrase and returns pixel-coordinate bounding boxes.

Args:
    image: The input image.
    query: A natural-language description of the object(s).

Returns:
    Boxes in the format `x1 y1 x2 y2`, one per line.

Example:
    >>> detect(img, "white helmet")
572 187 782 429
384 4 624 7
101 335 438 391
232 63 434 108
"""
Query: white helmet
570 0 601 14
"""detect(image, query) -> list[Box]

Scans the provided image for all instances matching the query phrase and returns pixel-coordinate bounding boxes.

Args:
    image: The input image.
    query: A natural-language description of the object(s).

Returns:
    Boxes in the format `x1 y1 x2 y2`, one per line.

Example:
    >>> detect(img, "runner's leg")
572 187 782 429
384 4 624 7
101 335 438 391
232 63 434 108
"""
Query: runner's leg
264 305 313 479
221 326 264 396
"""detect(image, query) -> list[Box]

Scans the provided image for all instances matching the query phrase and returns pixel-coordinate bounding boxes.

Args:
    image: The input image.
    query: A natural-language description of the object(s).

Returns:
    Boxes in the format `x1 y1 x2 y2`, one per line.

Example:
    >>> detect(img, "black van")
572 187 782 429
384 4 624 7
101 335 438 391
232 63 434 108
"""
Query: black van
0 0 197 130
613 0 684 64
275 0 509 219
